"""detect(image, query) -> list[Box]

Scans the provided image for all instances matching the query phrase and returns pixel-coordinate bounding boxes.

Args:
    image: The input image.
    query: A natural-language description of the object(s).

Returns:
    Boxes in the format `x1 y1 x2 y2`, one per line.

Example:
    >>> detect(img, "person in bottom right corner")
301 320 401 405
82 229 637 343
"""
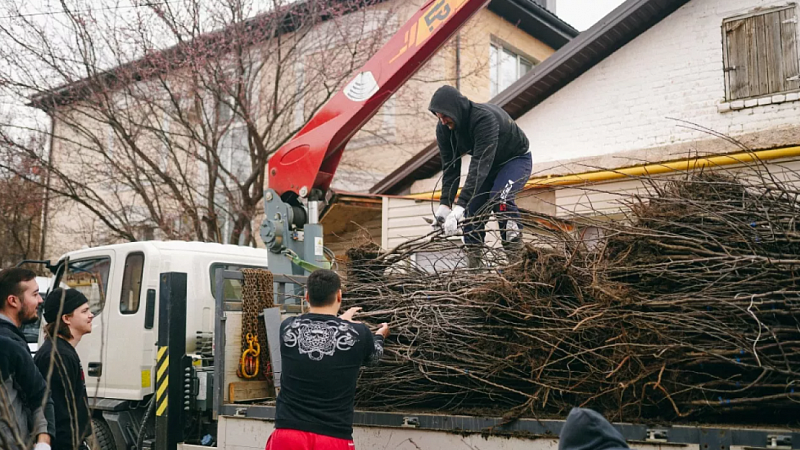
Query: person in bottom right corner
559 408 633 450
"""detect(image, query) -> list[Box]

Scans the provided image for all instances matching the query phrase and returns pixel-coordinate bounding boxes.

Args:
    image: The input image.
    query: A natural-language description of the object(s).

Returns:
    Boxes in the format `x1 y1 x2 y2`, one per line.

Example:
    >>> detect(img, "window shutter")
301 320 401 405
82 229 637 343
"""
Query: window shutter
724 19 751 100
780 8 800 91
750 13 769 97
764 11 786 94
724 6 800 101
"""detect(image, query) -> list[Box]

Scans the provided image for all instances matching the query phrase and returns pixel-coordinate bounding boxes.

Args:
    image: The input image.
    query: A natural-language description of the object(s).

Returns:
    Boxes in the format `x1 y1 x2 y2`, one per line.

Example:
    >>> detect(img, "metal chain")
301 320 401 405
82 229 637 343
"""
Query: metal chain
238 269 274 380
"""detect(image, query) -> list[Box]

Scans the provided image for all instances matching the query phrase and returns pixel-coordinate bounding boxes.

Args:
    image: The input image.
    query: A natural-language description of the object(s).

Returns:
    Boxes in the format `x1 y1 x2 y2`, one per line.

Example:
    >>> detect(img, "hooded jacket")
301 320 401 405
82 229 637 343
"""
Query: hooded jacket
0 316 56 448
428 85 530 209
559 408 631 450
0 312 27 345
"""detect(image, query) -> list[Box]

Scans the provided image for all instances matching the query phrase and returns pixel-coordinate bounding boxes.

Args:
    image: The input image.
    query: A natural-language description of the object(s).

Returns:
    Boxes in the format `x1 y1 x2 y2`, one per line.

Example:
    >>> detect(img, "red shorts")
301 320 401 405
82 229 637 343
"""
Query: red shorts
265 429 355 450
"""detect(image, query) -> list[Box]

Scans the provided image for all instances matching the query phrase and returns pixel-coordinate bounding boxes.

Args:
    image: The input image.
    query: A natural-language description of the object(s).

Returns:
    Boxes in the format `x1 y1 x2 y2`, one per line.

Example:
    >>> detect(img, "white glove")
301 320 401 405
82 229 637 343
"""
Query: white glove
34 443 51 450
433 204 451 228
443 205 465 236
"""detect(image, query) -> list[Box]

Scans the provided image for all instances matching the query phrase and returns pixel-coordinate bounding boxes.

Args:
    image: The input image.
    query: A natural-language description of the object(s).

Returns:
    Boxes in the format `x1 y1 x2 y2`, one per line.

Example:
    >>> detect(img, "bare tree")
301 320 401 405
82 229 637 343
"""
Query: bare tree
0 0 398 252
0 147 44 267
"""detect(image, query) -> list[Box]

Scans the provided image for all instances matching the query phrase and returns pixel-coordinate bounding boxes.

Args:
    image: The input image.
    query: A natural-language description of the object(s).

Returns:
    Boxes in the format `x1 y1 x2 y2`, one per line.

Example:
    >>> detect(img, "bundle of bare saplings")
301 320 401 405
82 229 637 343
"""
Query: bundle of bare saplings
343 167 800 426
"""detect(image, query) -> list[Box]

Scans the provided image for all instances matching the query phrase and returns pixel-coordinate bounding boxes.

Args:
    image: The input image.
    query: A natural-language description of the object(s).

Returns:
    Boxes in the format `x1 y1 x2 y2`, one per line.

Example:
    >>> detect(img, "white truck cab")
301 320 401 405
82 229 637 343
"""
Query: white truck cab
44 241 268 449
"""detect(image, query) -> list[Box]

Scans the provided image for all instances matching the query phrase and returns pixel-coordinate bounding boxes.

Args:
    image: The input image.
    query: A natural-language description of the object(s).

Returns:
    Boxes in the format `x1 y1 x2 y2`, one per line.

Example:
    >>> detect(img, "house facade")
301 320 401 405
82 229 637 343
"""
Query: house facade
36 0 576 260
338 0 571 190
371 0 800 255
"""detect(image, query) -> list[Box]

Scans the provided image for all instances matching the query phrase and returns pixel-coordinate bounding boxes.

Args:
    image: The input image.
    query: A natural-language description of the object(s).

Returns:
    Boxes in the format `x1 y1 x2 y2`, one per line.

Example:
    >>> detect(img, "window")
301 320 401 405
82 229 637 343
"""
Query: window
135 225 155 241
723 6 800 101
61 257 112 315
159 112 170 172
217 93 234 123
209 263 268 302
220 126 251 180
105 125 115 157
218 126 251 244
21 322 40 344
531 0 556 12
490 43 535 98
293 60 306 129
120 252 145 314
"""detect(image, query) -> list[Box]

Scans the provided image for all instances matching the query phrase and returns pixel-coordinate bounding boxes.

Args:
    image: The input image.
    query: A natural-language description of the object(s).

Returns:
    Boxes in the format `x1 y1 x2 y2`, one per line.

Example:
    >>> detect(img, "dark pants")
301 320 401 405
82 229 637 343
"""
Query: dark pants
463 152 532 246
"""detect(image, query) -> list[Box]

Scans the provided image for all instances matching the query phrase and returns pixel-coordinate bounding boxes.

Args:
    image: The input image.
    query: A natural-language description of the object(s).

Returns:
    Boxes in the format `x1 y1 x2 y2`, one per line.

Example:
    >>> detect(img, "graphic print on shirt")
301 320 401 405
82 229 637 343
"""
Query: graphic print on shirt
369 340 385 365
283 318 359 361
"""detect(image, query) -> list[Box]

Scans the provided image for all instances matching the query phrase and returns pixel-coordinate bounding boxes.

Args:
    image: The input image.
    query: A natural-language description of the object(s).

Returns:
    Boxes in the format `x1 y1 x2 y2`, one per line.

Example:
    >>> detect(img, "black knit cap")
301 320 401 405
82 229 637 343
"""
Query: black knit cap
44 288 89 323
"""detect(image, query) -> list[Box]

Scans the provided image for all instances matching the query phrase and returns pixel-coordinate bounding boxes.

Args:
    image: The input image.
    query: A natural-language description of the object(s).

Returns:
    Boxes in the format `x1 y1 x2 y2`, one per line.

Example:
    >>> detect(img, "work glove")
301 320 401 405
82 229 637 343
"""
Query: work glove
34 443 51 450
432 204 451 229
443 205 465 236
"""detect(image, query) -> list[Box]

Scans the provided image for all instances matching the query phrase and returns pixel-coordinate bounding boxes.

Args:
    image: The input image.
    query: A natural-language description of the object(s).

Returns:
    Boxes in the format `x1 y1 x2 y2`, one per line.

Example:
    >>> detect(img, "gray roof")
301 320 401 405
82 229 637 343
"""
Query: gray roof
30 0 577 109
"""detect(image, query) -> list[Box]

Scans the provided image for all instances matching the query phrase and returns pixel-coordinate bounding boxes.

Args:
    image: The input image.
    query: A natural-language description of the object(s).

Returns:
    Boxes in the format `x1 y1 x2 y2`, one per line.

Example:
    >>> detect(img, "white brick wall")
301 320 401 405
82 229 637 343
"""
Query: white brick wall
552 157 800 218
516 0 800 164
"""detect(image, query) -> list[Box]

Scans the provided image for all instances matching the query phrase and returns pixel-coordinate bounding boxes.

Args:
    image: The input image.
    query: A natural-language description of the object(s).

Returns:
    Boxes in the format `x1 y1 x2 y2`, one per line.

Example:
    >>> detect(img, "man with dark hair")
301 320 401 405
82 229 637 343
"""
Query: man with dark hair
304 269 342 308
0 268 55 450
428 85 532 268
0 268 44 333
34 289 94 450
267 269 389 450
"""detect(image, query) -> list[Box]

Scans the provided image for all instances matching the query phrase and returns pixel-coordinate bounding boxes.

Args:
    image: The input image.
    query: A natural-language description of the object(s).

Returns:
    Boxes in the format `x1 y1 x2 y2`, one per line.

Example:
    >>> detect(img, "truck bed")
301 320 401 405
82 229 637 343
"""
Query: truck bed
217 403 800 450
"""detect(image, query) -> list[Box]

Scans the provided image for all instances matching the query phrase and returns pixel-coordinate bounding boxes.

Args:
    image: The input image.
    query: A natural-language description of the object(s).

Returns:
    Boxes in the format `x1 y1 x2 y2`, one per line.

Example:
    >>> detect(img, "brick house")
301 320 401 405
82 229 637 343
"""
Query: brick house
362 0 799 257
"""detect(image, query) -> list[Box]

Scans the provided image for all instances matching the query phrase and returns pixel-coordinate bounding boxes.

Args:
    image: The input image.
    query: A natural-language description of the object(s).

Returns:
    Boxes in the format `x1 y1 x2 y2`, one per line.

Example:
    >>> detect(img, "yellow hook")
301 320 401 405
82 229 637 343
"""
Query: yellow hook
239 332 261 379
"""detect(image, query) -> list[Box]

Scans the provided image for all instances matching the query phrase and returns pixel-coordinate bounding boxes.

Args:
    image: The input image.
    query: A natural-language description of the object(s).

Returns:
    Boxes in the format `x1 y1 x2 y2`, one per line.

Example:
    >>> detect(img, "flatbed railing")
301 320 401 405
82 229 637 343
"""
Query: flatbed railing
213 269 307 420
216 403 800 449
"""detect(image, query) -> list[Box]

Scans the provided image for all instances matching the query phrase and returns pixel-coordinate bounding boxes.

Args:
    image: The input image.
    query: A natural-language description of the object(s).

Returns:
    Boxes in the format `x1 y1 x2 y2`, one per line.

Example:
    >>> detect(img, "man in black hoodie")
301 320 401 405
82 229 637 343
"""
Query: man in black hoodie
0 335 53 450
428 85 532 268
559 408 632 450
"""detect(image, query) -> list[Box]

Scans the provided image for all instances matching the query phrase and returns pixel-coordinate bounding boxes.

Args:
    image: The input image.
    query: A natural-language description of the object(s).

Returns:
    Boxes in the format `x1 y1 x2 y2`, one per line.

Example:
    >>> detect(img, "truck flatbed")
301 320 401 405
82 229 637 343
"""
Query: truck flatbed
214 269 800 450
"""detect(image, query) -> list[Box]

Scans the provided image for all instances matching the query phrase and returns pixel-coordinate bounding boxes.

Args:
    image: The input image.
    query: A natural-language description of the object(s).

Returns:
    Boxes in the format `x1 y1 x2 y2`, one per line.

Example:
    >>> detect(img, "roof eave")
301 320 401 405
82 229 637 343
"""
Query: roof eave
487 0 579 49
494 0 691 114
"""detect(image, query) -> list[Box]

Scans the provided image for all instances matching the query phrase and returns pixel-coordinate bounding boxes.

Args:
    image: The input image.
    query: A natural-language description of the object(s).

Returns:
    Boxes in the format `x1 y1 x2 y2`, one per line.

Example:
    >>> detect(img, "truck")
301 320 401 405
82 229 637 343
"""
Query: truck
34 240 800 450
35 241 268 450
28 0 800 446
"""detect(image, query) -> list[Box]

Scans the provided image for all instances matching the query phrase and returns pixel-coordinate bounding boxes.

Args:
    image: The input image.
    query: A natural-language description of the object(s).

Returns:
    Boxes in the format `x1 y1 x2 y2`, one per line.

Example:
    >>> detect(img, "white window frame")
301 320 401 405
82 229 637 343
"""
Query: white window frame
490 41 536 98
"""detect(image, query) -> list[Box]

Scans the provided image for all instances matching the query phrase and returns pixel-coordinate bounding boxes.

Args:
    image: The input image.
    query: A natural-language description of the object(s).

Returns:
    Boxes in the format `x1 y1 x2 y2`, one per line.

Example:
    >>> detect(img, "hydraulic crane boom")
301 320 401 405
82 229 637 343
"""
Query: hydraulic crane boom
261 0 490 277
268 0 490 199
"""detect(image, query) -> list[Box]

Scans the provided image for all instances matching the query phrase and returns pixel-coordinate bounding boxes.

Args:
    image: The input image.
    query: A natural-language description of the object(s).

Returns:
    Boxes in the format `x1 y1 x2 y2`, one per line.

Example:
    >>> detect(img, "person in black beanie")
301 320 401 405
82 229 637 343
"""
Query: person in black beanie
34 288 94 450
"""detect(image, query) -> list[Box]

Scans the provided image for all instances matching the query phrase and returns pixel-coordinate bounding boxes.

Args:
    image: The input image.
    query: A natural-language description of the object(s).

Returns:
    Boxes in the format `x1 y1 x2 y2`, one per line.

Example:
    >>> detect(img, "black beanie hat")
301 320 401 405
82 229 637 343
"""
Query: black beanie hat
44 288 89 323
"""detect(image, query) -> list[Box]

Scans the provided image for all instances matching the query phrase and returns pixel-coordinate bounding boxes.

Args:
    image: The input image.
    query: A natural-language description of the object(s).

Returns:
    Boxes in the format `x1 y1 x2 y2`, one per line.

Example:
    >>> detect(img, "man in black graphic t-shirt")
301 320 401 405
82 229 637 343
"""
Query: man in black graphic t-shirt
267 269 389 450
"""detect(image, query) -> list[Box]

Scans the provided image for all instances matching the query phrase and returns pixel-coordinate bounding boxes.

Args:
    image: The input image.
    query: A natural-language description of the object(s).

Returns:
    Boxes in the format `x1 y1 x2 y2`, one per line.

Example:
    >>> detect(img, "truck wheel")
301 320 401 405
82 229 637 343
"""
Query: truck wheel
91 417 116 450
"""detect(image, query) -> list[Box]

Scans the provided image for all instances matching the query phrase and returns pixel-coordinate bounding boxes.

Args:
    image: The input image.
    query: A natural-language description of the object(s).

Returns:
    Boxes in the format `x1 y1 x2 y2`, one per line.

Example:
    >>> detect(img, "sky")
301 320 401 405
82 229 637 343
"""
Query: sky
556 0 627 31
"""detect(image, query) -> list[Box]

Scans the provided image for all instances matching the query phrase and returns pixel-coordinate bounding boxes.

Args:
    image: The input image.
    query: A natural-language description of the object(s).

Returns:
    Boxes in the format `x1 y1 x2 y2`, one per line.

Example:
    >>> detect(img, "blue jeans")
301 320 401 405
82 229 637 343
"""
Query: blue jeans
462 152 532 246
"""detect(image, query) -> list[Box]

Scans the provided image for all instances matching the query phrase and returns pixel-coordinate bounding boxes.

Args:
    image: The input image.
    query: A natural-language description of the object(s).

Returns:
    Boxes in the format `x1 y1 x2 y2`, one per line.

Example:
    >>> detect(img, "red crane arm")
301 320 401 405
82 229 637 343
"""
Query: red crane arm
268 0 490 199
